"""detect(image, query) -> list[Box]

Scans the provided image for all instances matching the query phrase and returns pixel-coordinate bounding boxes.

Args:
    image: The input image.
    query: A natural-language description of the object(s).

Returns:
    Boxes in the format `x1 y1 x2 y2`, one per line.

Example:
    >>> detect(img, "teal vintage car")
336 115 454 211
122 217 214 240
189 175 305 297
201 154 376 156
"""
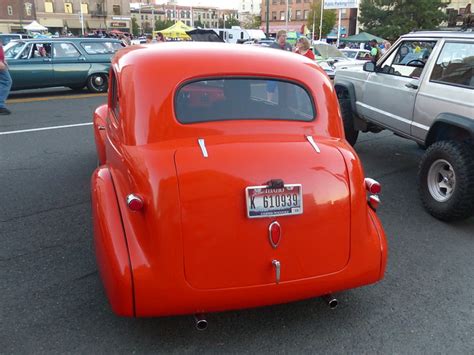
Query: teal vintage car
4 38 124 93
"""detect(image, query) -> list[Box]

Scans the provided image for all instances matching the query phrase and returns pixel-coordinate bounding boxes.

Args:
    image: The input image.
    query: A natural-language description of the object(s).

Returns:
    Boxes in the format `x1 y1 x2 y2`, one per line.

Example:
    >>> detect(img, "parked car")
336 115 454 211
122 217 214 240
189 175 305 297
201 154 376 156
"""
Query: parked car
341 48 372 61
91 42 387 323
313 43 367 79
0 33 30 45
4 38 124 92
334 31 474 221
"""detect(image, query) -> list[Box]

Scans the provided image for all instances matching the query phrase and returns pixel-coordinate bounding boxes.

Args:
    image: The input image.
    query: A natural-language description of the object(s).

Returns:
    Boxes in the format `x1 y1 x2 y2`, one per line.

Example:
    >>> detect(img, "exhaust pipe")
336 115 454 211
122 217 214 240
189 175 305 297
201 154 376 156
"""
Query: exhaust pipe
322 294 338 309
194 313 208 331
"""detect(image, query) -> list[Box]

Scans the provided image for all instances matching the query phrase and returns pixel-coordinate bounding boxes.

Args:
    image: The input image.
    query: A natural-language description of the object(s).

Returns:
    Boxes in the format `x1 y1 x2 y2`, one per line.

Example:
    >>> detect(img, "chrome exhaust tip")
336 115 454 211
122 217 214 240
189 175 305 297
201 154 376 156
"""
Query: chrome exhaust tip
194 313 208 331
322 294 338 309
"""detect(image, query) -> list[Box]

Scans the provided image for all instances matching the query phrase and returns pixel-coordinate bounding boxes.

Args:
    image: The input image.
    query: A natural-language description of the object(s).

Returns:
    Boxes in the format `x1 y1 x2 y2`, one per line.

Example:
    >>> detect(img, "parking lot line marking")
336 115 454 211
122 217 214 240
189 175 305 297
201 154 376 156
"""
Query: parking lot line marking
7 93 107 104
0 122 93 136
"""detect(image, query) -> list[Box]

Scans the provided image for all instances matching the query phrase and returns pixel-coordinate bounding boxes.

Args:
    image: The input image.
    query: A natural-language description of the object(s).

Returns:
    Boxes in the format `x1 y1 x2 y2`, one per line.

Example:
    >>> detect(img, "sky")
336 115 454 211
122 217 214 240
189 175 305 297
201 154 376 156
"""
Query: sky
151 1 241 10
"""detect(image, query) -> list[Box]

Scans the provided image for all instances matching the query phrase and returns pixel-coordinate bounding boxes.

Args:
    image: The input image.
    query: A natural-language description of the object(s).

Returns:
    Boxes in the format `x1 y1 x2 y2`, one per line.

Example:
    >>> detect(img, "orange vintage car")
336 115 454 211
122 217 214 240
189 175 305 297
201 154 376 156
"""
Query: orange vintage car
91 42 387 328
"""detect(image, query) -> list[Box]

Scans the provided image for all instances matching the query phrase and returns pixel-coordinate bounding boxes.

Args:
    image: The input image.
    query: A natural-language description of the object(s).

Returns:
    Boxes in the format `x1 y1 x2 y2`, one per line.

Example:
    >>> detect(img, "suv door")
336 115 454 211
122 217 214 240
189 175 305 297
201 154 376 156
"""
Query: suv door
412 39 474 140
52 42 91 88
359 39 438 134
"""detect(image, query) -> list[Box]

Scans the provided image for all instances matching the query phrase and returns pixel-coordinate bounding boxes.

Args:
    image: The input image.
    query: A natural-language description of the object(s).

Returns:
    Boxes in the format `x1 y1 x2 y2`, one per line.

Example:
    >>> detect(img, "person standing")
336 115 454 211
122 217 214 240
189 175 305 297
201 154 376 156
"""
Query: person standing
295 37 315 60
369 39 381 63
270 30 292 52
156 32 165 43
0 40 12 115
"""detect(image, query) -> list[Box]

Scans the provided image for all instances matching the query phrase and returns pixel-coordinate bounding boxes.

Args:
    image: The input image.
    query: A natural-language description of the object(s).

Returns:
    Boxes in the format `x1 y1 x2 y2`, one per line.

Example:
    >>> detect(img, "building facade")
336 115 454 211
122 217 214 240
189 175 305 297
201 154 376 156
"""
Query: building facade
34 0 130 35
441 0 472 27
0 0 36 33
260 0 355 38
131 2 238 35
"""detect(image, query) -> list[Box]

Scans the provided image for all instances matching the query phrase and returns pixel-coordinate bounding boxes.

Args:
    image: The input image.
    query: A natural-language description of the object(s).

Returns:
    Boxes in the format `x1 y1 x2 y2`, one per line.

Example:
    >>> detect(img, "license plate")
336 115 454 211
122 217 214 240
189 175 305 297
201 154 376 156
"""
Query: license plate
245 184 303 218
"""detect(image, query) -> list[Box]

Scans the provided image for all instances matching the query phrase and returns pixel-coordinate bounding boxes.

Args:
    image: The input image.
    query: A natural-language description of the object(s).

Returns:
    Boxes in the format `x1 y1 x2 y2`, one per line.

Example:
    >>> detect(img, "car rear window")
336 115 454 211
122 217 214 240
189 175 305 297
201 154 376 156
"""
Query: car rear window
175 78 315 123
80 41 123 54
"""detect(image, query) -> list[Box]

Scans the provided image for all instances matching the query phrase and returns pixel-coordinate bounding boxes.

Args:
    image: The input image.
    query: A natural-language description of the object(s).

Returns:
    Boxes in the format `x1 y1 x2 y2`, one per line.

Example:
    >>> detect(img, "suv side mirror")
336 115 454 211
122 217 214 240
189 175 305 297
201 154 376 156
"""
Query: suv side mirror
363 62 376 72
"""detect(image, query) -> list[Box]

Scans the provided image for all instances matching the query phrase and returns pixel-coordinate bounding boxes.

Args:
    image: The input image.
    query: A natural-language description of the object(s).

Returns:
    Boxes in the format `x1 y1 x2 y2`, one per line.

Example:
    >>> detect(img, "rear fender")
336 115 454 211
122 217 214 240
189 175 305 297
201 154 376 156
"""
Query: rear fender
91 166 135 316
93 104 108 165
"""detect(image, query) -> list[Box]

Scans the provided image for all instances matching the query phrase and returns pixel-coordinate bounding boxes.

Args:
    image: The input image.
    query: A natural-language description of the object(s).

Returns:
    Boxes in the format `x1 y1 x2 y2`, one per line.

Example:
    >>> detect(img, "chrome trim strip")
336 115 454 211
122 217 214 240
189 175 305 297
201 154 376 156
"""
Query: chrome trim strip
306 135 320 153
268 221 281 249
198 138 208 158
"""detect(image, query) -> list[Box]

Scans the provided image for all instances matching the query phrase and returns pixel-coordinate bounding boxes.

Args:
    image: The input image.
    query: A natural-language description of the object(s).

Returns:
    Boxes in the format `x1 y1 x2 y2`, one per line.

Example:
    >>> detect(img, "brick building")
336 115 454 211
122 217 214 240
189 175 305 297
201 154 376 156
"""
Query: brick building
260 0 356 38
0 0 36 33
131 2 238 35
33 0 130 35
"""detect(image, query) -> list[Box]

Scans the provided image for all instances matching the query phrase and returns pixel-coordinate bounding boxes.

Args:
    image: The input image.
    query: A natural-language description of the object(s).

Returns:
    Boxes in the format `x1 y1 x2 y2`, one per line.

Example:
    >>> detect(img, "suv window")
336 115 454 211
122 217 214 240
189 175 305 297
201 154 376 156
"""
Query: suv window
430 41 474 89
380 40 436 78
175 78 315 123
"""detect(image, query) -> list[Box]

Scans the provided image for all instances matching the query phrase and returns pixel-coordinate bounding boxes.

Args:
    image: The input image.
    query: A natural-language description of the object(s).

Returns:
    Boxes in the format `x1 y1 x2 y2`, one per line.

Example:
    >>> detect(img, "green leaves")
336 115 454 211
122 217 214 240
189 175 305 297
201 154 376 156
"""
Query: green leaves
307 0 337 39
359 0 448 41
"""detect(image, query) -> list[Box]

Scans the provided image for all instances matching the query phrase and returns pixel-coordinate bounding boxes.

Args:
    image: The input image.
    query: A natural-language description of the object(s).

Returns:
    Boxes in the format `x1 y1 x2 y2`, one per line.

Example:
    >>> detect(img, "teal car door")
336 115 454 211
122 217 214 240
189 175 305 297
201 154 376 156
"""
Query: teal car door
52 42 91 88
7 42 54 90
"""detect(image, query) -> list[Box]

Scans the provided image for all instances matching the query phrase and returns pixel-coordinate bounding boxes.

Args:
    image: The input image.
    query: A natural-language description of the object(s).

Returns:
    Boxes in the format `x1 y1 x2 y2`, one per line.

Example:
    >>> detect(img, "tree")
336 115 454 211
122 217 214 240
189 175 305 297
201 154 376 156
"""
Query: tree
307 0 337 40
154 19 174 31
218 16 241 28
359 0 448 41
241 14 262 29
194 20 204 28
131 17 139 37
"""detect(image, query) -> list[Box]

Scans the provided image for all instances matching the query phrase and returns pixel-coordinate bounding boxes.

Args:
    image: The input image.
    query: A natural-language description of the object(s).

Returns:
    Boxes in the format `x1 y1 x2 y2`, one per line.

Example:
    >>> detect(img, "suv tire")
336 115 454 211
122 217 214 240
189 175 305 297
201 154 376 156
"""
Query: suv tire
418 140 474 221
339 98 359 146
87 73 108 93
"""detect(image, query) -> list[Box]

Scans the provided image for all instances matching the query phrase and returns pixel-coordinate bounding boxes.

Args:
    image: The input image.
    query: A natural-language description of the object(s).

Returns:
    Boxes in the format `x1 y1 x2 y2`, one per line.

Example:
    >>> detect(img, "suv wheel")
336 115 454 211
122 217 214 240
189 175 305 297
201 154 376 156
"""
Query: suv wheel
87 74 108 93
418 140 474 221
338 96 359 146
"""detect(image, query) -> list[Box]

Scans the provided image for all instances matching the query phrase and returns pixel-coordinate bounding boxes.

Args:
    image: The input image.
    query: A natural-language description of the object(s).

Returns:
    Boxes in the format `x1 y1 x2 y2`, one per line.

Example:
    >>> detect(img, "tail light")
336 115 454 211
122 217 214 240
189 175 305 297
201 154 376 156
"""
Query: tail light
126 194 144 211
364 178 381 211
365 178 381 194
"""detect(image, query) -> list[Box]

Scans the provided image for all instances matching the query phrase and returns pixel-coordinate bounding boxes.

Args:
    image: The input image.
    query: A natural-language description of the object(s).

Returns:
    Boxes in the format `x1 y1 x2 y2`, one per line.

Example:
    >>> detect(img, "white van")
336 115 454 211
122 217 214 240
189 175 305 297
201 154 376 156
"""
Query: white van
212 27 251 44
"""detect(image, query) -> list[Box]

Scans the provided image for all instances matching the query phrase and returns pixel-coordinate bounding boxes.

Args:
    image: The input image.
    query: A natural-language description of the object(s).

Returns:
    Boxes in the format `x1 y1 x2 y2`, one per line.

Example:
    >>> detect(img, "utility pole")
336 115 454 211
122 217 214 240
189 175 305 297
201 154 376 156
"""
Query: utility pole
80 4 85 36
319 0 324 41
285 0 289 30
265 0 269 35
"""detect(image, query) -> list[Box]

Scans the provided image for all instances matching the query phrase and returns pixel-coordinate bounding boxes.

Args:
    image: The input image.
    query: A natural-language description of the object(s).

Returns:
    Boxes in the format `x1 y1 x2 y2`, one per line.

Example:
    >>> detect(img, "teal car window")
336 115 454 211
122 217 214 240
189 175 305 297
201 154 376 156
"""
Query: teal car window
54 43 80 58
4 41 25 59
80 41 122 55
32 43 52 58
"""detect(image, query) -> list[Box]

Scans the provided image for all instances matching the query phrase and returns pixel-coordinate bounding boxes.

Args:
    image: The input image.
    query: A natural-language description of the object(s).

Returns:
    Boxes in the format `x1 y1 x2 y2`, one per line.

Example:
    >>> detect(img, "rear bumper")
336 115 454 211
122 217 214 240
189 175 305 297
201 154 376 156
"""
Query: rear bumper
130 210 385 317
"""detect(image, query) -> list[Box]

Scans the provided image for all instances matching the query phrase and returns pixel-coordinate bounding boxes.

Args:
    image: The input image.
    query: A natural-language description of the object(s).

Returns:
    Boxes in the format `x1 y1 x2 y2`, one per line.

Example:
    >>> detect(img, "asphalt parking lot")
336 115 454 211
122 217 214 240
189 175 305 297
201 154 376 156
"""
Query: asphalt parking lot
1 89 473 353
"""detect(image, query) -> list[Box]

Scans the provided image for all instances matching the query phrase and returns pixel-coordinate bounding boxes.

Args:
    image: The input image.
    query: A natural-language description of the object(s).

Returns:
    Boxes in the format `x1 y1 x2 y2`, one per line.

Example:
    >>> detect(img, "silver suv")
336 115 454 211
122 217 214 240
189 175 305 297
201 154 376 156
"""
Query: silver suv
334 31 474 221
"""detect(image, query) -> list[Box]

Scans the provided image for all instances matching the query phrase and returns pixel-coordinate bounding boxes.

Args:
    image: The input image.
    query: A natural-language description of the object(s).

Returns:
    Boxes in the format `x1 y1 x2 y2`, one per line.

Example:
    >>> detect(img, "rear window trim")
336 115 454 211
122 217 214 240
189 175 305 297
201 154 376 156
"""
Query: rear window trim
174 76 317 124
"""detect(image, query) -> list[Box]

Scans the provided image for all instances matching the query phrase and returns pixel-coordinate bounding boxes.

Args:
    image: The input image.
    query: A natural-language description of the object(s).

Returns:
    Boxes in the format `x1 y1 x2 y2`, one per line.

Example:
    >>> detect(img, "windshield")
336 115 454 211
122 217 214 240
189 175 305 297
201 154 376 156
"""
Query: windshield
4 41 26 59
313 44 345 59
176 78 315 123
341 50 357 59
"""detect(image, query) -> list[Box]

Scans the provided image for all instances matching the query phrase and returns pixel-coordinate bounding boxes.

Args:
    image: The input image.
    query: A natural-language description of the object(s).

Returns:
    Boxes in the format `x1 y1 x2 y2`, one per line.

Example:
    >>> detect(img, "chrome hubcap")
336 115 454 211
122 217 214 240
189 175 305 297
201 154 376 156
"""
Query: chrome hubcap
94 76 104 86
427 159 456 202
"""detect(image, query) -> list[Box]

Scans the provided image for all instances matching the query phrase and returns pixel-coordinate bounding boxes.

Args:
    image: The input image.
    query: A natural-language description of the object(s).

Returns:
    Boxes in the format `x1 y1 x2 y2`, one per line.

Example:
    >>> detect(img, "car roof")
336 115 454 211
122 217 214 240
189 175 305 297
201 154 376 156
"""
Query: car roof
401 31 474 39
10 37 122 43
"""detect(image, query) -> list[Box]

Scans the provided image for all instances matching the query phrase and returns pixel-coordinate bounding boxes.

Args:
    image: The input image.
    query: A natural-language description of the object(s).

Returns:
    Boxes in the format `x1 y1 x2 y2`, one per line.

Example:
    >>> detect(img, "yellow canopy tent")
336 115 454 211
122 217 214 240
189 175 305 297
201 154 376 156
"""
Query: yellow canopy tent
154 21 194 40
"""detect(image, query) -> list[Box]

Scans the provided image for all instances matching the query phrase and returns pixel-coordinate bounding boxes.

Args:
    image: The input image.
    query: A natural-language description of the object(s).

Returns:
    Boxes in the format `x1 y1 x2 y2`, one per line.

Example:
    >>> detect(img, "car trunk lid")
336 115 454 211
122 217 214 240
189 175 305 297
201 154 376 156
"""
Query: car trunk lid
175 137 351 290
